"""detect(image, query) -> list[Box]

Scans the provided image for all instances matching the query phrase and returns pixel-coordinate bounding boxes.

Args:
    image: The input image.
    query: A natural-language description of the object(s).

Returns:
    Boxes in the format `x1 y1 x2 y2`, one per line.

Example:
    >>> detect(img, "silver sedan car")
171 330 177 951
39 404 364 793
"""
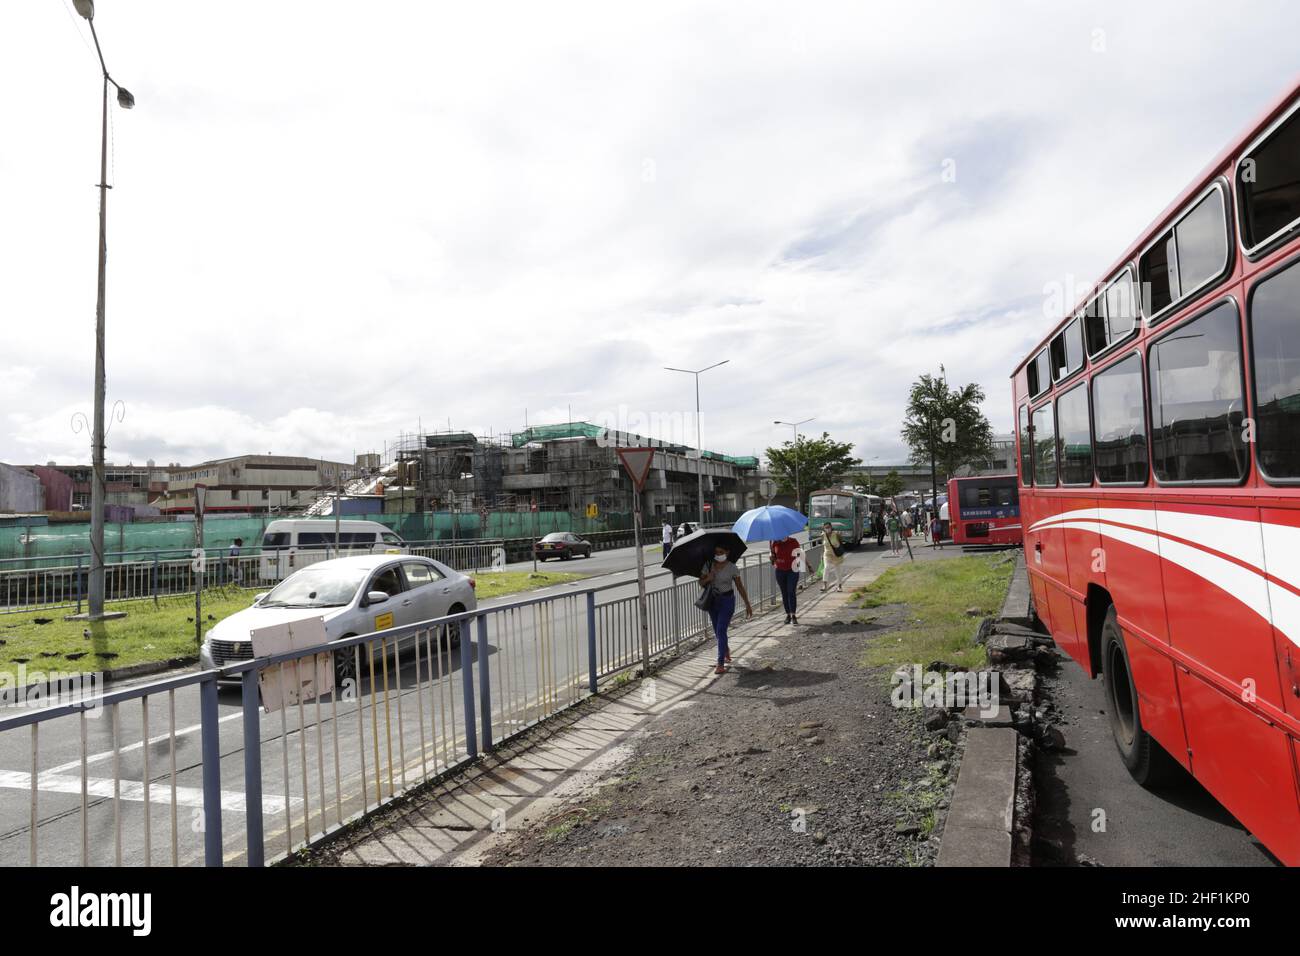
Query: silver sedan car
200 554 477 684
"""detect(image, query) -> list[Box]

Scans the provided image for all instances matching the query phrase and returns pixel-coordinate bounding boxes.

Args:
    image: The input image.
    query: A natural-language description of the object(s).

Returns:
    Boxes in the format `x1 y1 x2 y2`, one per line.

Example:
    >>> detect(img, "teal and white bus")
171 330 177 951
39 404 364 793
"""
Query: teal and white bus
808 489 880 546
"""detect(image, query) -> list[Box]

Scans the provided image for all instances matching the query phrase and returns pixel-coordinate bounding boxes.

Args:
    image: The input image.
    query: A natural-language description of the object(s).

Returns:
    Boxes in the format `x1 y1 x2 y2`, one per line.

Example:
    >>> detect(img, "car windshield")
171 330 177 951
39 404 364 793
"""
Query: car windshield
541 533 566 542
260 567 367 608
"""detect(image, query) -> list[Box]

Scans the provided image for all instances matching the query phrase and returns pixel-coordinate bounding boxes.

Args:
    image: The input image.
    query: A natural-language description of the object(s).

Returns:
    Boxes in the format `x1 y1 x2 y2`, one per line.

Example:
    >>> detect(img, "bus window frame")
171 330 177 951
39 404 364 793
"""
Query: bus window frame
1017 403 1033 487
1030 400 1058 487
1055 379 1094 487
1088 265 1140 361
1145 294 1251 488
1245 248 1300 486
1050 315 1087 385
1236 94 1300 260
1089 348 1150 488
1137 179 1234 329
1028 347 1051 399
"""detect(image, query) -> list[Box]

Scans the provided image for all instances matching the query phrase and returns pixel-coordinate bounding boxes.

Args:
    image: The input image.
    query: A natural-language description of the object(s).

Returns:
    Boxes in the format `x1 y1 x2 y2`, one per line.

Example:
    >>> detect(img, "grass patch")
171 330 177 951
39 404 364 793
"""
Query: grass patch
474 570 588 600
857 554 1014 671
543 798 612 842
0 588 259 679
0 570 591 680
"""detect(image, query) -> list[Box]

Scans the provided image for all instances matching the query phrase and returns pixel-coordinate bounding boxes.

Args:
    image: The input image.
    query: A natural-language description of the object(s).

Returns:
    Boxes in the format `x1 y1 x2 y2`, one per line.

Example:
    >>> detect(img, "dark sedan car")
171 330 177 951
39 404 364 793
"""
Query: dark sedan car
533 532 592 560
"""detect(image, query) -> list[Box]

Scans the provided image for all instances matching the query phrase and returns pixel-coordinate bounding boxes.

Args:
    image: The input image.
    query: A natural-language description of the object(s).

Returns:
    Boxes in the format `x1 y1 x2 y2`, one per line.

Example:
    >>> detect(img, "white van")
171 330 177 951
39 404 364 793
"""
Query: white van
258 519 406 582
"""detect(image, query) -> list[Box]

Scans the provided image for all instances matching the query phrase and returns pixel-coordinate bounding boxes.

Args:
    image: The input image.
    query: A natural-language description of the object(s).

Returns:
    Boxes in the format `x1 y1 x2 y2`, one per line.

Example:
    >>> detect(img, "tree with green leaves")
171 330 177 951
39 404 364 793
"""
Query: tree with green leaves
901 369 994 514
851 469 905 498
765 432 861 514
875 469 906 499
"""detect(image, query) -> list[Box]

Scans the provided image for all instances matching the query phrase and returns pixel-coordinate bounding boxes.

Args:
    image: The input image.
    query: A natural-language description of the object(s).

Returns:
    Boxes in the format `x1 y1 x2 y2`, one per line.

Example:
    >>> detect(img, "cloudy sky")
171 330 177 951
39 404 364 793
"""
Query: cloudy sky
3 1 1297 468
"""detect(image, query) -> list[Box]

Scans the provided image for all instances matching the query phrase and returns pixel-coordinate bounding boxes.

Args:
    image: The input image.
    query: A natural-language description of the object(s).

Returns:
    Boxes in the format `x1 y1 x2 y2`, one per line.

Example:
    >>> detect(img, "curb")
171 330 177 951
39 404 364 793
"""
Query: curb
937 551 1038 867
2 656 199 702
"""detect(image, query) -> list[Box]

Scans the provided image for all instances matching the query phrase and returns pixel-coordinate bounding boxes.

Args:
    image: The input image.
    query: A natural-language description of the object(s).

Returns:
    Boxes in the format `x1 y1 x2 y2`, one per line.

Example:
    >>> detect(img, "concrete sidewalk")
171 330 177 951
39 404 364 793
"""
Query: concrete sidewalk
308 547 912 866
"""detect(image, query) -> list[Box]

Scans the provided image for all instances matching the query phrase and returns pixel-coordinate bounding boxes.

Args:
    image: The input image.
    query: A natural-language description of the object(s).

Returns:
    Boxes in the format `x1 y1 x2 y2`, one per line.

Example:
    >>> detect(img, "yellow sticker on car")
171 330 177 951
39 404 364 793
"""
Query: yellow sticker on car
374 612 394 631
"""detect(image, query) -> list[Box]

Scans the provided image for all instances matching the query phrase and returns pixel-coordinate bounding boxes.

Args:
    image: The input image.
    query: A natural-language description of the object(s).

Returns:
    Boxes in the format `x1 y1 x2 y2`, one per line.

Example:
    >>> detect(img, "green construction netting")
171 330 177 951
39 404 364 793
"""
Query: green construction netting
510 422 756 468
510 422 606 447
0 510 650 567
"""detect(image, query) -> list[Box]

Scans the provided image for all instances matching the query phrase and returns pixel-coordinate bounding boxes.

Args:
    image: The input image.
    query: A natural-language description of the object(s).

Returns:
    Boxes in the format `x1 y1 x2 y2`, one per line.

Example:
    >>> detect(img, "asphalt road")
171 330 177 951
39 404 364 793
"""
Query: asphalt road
0 535 805 866
1033 653 1281 867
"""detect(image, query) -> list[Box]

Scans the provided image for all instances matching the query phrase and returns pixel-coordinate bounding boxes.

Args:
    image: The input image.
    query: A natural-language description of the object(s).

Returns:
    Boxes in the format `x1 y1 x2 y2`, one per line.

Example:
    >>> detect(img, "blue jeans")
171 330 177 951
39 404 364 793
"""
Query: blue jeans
774 568 799 614
708 591 736 663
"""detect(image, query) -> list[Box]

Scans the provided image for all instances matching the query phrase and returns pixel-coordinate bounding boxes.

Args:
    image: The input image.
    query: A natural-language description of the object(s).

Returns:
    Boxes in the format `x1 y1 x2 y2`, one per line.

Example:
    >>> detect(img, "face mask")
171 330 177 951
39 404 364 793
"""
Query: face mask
714 553 727 563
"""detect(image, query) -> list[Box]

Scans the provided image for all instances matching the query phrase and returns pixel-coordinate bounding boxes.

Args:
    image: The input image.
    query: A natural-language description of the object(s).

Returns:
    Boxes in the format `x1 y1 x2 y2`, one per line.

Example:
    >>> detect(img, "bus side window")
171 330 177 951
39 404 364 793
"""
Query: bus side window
1239 103 1300 252
1032 403 1058 486
1093 353 1149 485
1018 404 1033 486
1249 258 1300 479
1148 301 1246 483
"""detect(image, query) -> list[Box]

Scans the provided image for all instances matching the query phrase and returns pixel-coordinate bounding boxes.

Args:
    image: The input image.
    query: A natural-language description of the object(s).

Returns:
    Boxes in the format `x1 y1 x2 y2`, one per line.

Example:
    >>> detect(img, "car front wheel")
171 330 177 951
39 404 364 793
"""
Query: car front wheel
333 636 359 690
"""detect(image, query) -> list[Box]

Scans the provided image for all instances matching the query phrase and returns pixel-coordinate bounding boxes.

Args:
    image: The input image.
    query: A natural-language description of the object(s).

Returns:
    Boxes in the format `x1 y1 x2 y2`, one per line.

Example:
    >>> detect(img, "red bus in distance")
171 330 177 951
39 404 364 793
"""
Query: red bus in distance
946 475 1022 547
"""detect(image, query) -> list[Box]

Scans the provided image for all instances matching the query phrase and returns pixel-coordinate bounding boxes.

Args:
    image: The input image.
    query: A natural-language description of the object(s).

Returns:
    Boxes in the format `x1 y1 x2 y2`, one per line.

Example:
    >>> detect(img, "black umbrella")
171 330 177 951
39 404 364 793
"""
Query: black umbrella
661 528 747 577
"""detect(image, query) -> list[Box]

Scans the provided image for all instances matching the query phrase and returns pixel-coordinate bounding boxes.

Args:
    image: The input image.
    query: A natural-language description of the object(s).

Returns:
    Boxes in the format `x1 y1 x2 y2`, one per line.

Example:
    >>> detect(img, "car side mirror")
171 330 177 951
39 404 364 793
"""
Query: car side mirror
253 592 270 606
365 591 390 606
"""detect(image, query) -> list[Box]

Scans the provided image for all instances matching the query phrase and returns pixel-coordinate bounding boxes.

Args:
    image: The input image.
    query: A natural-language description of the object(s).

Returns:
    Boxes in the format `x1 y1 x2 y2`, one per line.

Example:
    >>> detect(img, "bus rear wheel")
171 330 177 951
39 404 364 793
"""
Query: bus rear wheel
1100 607 1179 788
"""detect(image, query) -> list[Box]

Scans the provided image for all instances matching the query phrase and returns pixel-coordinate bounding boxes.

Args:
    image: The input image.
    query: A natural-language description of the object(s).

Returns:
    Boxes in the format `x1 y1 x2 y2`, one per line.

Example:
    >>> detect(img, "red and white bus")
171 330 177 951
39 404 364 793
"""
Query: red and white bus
946 475 1022 547
1013 78 1300 865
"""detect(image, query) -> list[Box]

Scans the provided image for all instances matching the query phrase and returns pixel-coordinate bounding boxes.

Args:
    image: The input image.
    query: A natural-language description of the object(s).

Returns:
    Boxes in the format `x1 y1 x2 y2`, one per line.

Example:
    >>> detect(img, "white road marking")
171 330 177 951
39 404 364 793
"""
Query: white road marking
44 711 245 775
0 770 299 814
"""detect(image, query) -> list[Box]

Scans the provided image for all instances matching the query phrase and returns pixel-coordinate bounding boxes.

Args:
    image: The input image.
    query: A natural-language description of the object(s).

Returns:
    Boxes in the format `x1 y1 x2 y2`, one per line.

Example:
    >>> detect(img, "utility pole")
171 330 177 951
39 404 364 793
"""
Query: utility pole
774 417 815 514
194 485 206 647
75 0 134 620
617 449 656 677
334 476 342 557
665 361 729 526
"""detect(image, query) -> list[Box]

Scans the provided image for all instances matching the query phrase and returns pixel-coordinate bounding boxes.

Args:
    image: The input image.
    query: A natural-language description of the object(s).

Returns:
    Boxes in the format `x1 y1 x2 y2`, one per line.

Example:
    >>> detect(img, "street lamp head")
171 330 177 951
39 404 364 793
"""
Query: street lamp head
116 87 135 109
73 0 94 20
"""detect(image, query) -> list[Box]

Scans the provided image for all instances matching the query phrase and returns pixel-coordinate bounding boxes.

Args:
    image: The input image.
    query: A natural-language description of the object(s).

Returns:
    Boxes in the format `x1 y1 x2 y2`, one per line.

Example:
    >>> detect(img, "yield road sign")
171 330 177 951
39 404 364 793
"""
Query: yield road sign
616 447 656 491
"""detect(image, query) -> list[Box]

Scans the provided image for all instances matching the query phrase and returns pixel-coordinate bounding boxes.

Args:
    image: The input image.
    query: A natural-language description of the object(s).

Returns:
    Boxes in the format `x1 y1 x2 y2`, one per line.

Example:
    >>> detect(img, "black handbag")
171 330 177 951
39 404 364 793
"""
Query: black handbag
695 584 716 612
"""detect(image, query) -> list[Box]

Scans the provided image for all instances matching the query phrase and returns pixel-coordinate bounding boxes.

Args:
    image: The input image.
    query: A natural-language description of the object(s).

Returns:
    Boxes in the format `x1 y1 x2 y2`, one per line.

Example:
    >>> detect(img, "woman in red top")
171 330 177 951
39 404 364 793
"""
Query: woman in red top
770 535 802 624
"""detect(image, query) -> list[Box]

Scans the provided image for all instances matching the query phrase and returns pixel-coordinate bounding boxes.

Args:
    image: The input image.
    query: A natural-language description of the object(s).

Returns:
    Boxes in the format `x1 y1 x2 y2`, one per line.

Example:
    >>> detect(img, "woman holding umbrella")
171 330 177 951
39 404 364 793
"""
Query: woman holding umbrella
771 535 801 624
729 503 807 627
700 543 753 675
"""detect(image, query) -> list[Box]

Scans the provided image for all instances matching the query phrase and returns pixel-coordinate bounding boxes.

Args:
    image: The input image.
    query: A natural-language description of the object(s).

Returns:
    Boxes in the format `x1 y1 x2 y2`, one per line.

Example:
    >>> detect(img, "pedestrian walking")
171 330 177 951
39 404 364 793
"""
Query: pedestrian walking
930 514 944 549
874 509 886 547
661 521 674 559
770 534 802 624
700 544 753 675
820 522 845 592
886 509 901 555
227 537 244 586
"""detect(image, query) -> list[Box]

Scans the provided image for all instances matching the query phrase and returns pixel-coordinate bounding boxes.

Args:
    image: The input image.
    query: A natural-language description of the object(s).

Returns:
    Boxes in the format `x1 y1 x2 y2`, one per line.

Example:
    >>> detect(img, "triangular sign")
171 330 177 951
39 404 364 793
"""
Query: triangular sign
616 447 656 491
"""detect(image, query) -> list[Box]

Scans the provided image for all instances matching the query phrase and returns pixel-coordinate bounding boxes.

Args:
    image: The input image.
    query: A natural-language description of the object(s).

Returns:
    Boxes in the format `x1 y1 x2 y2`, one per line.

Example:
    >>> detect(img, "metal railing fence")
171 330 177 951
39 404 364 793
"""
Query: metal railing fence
0 540 822 867
0 525 744 615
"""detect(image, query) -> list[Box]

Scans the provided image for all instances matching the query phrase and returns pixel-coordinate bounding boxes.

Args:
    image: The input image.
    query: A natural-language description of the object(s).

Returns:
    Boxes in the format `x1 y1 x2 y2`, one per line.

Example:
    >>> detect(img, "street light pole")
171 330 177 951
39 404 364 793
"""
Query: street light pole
665 360 728 526
76 1 135 620
774 418 814 514
865 455 880 495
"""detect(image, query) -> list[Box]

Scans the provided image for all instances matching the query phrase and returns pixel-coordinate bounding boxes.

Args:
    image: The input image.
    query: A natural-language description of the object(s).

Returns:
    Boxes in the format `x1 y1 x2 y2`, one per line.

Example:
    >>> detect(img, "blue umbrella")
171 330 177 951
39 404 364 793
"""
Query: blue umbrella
731 505 808 542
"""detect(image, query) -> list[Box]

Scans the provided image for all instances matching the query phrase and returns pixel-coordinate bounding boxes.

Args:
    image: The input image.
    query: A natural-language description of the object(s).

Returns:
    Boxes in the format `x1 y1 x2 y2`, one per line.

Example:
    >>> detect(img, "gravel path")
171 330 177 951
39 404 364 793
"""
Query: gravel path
485 549 964 866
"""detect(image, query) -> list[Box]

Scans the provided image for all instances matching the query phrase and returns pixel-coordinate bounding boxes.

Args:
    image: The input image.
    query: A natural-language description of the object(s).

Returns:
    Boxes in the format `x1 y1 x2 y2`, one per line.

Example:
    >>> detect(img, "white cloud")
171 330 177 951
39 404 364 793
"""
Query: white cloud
3 0 1297 468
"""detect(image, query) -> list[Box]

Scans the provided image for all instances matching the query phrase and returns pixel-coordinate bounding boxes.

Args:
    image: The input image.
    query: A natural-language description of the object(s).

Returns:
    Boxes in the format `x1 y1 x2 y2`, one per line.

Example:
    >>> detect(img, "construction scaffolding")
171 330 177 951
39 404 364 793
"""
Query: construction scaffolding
372 421 759 521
